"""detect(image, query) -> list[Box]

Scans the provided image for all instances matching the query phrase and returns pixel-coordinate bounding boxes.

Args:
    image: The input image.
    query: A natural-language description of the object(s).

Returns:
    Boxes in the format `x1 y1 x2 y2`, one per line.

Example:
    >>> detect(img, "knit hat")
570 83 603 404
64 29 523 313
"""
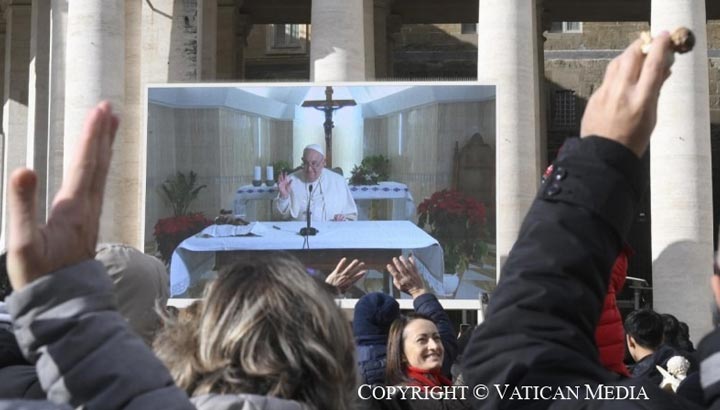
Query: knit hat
95 243 169 345
353 292 400 337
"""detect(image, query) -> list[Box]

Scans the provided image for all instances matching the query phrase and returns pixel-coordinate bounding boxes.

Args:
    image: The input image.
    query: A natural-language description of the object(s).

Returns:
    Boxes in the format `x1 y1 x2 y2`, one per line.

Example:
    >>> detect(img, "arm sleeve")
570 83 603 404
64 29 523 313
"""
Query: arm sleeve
342 183 358 221
274 194 292 220
414 293 458 378
7 261 194 410
462 137 646 407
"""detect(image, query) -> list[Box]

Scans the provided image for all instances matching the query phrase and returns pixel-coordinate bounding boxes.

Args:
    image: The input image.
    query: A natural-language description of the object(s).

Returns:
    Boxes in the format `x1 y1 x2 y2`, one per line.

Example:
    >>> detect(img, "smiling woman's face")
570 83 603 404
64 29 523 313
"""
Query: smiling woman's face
402 318 444 371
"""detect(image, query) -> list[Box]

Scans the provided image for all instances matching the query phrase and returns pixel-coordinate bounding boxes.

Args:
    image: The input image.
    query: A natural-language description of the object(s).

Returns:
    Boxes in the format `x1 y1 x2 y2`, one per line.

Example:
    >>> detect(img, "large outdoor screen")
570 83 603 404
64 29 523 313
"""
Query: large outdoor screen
145 83 496 308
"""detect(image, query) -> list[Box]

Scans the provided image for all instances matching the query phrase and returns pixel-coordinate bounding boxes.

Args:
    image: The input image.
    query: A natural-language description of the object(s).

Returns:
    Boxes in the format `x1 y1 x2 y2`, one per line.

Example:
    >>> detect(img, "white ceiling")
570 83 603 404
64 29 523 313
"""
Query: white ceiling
148 84 496 120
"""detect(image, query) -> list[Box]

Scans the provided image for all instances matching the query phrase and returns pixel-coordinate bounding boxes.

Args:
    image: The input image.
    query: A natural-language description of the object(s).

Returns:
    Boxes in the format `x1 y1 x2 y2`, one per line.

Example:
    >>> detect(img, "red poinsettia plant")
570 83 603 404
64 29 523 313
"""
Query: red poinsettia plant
153 171 211 263
154 213 212 262
418 189 488 274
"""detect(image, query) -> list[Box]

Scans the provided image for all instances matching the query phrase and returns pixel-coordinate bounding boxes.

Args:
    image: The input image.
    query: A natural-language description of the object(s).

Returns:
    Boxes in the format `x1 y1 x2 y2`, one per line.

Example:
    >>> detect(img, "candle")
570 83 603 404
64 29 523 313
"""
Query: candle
266 166 274 181
253 166 261 181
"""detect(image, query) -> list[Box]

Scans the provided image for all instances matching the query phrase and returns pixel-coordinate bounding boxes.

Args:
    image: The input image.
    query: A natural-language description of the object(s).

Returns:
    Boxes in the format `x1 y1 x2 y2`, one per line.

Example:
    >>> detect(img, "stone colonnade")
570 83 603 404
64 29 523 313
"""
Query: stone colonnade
0 0 713 339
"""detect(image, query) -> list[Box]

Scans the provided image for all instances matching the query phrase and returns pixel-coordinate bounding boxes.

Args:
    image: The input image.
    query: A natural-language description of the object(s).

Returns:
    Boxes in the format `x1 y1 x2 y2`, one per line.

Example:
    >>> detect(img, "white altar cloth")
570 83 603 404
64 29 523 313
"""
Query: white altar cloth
232 181 415 220
170 220 443 296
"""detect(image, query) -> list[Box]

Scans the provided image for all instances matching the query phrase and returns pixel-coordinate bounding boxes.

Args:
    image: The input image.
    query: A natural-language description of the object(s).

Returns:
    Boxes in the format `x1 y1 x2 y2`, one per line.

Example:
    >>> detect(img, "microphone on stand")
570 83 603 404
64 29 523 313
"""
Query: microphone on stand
300 184 318 236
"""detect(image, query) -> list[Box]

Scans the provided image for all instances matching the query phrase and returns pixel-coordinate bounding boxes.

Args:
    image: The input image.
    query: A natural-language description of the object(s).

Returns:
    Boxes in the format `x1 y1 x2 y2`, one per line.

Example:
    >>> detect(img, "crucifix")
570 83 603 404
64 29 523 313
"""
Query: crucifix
301 86 357 168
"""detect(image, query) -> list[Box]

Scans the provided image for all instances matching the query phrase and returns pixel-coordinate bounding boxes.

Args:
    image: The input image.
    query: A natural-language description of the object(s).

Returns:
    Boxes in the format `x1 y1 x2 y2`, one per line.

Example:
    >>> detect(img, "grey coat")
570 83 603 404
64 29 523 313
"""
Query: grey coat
0 260 312 410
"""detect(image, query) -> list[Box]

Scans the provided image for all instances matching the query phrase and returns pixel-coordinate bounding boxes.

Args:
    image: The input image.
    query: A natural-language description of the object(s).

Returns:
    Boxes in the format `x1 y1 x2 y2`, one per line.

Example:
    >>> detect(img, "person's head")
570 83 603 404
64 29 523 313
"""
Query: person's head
624 309 664 362
661 313 682 349
353 292 400 339
153 252 356 410
95 243 169 345
386 313 444 385
301 144 326 183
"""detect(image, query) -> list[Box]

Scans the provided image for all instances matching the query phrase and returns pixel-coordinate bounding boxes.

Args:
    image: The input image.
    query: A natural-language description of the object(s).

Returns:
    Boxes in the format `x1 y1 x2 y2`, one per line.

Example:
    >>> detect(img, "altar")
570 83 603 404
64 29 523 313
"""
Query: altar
233 181 415 221
169 220 443 297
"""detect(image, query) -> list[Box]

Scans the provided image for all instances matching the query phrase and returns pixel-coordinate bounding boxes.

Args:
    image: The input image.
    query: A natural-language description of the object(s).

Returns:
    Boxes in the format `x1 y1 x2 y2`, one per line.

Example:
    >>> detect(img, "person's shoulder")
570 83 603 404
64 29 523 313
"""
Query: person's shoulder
655 344 682 365
322 168 346 181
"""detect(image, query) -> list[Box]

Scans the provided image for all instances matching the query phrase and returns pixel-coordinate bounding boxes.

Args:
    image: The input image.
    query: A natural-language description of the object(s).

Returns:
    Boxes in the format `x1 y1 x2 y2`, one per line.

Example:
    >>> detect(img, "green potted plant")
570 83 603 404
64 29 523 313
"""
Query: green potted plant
349 155 390 185
417 189 488 274
153 171 211 262
272 160 293 181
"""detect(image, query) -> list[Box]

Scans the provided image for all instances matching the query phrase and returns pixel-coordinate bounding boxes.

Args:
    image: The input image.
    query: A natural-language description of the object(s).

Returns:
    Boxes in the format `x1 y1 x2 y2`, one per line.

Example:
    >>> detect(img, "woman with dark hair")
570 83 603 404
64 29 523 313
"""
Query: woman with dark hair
385 312 452 388
677 322 695 353
353 255 458 387
662 313 683 350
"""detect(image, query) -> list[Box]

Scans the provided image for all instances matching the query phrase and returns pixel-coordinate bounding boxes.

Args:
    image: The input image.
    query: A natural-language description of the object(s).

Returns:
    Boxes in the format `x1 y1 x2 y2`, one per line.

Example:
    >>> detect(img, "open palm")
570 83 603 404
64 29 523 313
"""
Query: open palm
6 102 118 290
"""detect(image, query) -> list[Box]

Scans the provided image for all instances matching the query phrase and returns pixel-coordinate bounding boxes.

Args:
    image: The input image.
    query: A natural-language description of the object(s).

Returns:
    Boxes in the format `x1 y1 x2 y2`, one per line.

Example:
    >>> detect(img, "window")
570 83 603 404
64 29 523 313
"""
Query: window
273 24 301 48
266 24 308 54
460 23 477 34
552 90 577 130
549 22 583 33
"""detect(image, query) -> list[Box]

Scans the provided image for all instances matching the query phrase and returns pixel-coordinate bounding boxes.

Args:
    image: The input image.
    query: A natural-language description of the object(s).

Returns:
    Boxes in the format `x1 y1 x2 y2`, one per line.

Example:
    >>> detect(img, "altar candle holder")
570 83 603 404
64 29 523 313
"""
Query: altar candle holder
252 166 262 187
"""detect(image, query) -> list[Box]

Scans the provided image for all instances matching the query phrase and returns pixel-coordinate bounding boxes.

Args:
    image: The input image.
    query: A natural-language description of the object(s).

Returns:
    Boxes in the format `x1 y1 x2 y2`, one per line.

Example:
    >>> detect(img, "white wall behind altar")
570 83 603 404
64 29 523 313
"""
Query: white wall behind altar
146 103 292 245
364 100 496 215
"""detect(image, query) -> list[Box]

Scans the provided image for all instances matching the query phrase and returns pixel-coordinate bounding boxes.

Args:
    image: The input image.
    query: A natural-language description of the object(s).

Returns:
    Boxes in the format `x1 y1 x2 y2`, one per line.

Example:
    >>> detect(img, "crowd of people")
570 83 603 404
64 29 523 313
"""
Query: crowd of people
2 30 720 410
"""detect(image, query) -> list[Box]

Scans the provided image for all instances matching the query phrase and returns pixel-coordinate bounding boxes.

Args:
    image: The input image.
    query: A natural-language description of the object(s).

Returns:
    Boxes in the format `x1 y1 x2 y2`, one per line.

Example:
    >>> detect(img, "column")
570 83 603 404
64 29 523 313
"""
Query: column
140 0 199 83
363 0 375 79
198 0 217 80
310 0 367 81
138 0 200 249
47 0 67 215
26 0 51 221
216 1 233 79
1 1 32 247
373 0 395 78
63 0 126 243
536 0 549 170
477 0 541 275
233 13 251 79
0 15 7 239
385 14 402 78
650 0 713 342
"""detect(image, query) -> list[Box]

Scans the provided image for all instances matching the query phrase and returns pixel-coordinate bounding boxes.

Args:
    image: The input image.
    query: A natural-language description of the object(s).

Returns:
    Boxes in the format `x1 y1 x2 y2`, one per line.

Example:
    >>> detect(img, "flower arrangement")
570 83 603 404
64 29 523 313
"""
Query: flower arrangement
154 213 212 262
154 171 210 262
417 189 488 274
349 155 390 185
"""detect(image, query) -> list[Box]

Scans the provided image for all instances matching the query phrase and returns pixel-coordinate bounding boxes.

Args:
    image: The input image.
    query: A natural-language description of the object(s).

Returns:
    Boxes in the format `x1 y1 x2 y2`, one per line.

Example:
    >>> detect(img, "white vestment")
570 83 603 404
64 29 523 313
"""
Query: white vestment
274 169 358 221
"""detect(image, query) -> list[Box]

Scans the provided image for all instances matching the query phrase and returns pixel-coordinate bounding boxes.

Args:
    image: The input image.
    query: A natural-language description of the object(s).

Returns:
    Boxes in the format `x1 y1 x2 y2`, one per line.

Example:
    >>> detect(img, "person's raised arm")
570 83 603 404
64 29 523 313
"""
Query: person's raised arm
386 255 426 299
7 103 117 289
277 171 292 199
387 255 457 376
463 33 675 408
325 257 367 294
274 171 294 219
5 102 193 409
581 33 672 156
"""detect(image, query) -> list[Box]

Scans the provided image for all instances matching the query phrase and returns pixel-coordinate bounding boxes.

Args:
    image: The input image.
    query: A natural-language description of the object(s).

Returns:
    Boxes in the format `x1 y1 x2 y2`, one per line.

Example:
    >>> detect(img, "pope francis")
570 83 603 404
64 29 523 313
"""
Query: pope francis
274 144 358 222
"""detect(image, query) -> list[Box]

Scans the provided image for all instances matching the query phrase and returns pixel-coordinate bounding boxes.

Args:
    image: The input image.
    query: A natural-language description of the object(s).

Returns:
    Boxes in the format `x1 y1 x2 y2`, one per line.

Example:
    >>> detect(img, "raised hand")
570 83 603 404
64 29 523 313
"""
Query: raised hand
7 102 119 290
580 31 673 157
325 257 367 293
386 255 426 298
278 171 292 199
